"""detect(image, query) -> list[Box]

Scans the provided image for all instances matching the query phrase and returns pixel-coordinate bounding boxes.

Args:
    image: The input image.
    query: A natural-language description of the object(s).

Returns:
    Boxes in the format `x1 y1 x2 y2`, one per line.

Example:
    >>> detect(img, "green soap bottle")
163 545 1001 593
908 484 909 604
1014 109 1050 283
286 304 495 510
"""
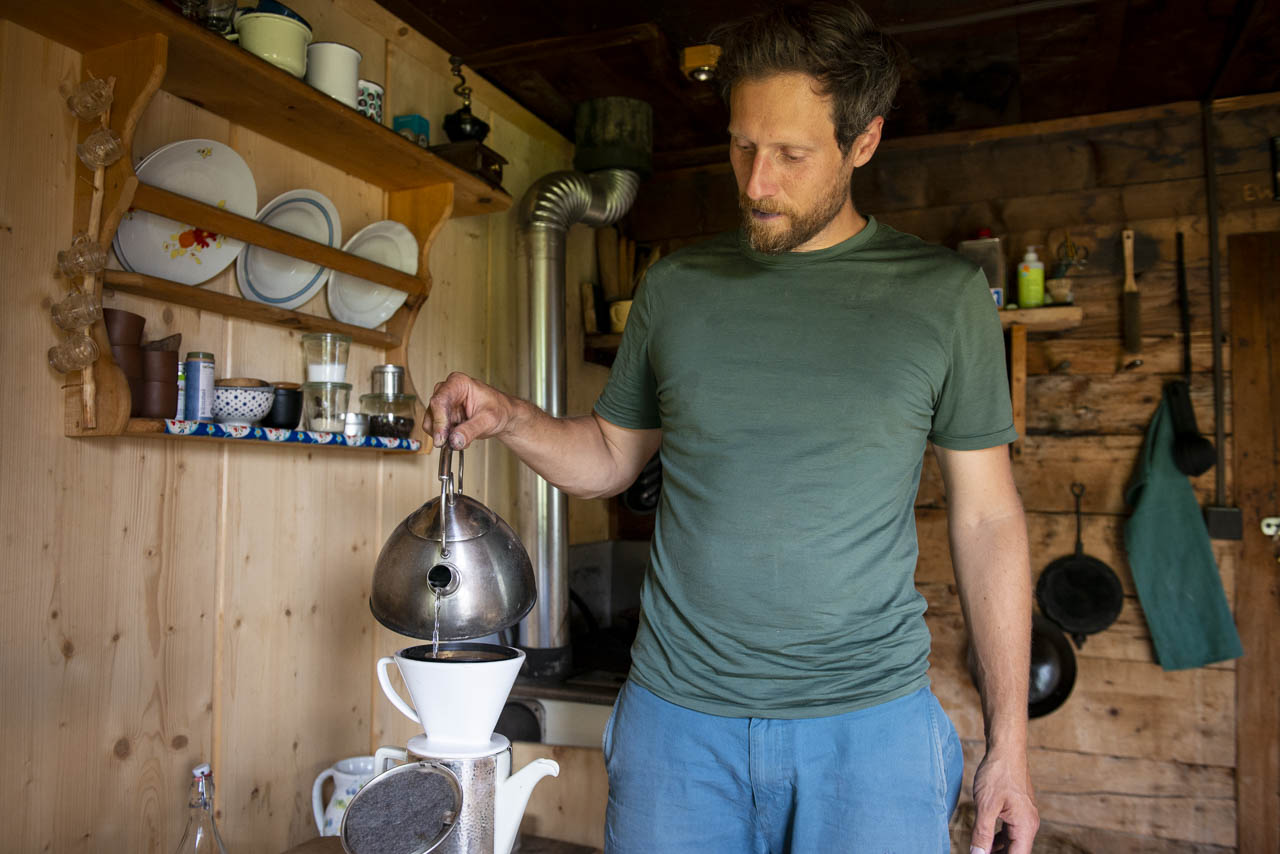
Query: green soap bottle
1017 246 1045 308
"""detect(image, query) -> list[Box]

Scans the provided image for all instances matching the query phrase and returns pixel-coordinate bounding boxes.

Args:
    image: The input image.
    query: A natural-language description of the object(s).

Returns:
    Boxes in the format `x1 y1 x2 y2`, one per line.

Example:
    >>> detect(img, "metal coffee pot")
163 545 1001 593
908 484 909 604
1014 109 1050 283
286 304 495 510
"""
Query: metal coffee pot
371 447 536 640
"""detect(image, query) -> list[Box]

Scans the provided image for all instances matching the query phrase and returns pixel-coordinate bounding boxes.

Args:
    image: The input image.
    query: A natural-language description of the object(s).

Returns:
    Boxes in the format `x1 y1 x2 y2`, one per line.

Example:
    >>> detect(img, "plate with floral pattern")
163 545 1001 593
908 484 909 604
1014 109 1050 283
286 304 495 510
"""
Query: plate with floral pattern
113 139 257 285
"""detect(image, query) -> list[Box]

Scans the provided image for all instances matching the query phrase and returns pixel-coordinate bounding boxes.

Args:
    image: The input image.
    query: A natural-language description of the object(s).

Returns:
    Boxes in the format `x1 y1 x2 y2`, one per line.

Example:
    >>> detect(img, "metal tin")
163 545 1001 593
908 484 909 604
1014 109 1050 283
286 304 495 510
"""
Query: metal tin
371 364 405 396
183 352 215 421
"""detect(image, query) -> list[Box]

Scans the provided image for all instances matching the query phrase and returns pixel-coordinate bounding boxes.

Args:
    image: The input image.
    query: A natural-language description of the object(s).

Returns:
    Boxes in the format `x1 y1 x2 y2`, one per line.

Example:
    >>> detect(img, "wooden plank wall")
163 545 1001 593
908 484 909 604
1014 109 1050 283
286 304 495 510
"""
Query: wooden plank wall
614 101 1280 851
0 0 578 850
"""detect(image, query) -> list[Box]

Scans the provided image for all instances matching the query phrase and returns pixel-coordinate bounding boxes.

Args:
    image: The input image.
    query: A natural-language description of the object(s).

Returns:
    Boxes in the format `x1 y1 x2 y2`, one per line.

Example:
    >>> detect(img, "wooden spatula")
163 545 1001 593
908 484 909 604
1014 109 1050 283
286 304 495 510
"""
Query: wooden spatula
1122 228 1141 353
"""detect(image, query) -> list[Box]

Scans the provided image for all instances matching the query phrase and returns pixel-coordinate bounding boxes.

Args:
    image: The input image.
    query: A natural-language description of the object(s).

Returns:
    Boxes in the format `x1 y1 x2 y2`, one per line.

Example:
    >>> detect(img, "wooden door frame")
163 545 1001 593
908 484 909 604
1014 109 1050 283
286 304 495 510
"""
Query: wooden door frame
1228 231 1280 854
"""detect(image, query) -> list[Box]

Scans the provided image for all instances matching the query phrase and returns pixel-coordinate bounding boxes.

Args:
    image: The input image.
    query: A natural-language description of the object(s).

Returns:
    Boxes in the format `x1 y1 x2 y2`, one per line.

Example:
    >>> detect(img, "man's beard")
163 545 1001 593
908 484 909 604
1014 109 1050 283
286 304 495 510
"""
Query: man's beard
740 174 853 254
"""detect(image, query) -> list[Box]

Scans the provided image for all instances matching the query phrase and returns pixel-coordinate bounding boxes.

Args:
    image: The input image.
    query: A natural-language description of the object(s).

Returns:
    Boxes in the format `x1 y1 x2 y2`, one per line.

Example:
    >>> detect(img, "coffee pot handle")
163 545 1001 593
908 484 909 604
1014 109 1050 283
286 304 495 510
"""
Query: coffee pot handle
374 746 409 775
376 656 421 724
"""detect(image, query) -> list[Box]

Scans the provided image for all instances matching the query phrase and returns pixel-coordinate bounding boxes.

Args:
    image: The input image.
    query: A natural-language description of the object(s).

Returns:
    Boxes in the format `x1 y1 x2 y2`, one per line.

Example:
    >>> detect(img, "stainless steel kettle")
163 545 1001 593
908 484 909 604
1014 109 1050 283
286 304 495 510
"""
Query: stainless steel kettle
371 447 536 640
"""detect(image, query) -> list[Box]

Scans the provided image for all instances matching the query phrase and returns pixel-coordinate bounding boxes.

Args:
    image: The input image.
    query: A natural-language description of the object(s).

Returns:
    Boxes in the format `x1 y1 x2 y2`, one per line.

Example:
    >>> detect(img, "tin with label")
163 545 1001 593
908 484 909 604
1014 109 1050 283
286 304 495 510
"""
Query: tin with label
183 352 215 421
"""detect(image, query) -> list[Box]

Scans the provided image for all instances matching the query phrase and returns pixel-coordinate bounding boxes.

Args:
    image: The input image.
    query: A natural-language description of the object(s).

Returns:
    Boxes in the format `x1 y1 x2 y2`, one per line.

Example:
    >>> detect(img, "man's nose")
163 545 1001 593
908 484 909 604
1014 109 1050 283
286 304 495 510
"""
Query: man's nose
744 153 776 200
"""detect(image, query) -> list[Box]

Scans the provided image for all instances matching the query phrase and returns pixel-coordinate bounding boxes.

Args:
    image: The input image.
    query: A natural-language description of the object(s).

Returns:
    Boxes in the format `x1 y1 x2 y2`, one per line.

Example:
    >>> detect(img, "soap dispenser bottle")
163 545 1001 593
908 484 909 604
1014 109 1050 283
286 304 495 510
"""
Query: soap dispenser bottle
1017 246 1045 308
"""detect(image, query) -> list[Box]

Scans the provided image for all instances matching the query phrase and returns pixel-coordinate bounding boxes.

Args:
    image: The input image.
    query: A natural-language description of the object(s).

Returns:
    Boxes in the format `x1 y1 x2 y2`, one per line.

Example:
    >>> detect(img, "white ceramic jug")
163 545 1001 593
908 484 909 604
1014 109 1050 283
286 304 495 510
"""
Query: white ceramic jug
312 755 376 836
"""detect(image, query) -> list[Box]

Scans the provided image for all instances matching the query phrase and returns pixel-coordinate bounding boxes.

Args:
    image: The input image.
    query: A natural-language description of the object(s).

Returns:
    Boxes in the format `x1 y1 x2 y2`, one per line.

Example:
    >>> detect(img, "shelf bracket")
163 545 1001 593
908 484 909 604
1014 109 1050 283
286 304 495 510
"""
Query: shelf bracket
65 32 167 437
386 183 455 451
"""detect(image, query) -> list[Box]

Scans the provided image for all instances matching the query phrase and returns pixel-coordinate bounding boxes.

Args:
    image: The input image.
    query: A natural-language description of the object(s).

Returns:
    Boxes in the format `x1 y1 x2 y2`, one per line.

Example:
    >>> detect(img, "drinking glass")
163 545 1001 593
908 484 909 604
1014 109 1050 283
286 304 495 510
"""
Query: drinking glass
48 332 100 373
204 0 236 33
76 127 123 169
50 290 104 330
65 77 114 121
57 232 108 278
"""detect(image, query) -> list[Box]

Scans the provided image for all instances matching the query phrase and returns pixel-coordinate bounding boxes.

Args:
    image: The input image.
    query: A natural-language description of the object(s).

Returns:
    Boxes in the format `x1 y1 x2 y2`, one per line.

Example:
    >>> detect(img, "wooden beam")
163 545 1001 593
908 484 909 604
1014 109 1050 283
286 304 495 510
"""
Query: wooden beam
1008 324 1027 450
651 91 1280 173
1228 232 1280 854
464 23 662 71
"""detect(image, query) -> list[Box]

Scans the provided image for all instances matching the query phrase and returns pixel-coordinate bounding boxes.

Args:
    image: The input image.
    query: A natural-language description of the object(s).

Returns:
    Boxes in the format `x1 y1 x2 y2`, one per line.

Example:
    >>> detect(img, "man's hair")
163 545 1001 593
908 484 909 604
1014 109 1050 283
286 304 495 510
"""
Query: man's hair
712 2 902 155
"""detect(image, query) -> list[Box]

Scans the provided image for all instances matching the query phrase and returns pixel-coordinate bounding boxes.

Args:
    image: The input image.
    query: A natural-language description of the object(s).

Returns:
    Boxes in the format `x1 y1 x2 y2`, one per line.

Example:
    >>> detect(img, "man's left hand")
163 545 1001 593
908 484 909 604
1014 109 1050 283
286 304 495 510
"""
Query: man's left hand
969 747 1038 854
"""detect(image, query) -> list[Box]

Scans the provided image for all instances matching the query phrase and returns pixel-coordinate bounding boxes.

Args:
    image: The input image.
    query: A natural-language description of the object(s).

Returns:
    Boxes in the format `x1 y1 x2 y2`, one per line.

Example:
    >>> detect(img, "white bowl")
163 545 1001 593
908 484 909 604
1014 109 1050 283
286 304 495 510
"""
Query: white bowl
212 386 274 425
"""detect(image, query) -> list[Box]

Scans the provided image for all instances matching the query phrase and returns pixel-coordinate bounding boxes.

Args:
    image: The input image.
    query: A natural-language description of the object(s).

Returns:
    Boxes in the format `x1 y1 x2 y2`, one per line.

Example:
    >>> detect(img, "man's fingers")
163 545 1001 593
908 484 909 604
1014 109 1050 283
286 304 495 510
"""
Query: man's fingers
427 373 475 446
970 800 998 854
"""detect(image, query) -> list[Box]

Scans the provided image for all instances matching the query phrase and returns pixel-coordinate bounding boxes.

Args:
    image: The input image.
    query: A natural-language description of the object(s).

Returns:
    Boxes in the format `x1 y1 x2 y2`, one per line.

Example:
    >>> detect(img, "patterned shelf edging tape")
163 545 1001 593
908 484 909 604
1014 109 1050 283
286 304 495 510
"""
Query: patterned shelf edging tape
162 419 420 451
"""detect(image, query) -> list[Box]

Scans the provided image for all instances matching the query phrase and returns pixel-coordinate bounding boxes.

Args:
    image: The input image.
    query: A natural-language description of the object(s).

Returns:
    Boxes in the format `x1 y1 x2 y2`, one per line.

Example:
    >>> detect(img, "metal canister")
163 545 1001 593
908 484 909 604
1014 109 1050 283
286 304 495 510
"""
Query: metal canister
371 364 405 396
182 352 215 421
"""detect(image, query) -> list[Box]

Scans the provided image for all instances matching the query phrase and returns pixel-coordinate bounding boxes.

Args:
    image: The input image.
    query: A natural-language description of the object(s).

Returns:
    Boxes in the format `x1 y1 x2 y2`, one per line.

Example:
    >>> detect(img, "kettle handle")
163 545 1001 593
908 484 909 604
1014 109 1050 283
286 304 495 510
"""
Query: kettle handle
436 447 464 555
437 445 464 495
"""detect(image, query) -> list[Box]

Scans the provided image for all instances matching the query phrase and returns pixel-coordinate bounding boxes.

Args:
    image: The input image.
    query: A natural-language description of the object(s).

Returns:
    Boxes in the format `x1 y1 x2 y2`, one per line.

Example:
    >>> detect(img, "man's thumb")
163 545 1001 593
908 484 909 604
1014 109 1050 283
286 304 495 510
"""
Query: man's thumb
970 802 997 854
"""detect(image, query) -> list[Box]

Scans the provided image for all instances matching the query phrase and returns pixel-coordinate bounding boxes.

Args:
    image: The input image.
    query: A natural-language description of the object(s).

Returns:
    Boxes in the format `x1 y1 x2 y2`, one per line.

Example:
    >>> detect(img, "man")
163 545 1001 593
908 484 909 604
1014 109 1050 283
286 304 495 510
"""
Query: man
428 3 1038 852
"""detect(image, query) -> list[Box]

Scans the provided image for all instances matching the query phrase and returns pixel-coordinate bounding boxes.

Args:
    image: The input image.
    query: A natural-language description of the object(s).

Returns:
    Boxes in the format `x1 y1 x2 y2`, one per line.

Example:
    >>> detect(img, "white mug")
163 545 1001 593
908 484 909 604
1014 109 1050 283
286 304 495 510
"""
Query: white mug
377 644 524 749
305 42 362 108
312 755 376 836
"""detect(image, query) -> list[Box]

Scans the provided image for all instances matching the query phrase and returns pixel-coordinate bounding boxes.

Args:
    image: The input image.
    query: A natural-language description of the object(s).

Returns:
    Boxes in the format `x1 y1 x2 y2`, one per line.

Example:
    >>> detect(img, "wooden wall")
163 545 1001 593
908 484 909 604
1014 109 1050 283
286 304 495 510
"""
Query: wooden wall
0 1 582 850
611 98 1280 851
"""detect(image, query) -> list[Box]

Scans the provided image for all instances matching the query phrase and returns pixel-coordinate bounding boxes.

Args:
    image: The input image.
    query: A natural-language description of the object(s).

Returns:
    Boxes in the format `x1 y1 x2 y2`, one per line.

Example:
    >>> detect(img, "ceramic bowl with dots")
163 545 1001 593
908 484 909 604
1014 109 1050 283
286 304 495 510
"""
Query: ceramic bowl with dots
212 383 274 425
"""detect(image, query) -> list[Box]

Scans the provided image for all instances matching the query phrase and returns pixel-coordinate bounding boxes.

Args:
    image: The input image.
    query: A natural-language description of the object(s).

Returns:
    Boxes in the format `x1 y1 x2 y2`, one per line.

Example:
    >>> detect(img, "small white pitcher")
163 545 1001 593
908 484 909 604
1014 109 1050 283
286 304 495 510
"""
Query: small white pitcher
312 755 376 836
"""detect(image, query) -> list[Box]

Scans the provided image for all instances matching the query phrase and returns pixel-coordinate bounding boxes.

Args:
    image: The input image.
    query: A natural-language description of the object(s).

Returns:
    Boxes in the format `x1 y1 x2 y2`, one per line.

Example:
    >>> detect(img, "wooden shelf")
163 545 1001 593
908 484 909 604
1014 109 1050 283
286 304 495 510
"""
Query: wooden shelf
12 7 500 452
103 271 399 349
130 184 427 298
2 0 511 216
999 305 1083 332
122 418 421 453
583 306 1085 367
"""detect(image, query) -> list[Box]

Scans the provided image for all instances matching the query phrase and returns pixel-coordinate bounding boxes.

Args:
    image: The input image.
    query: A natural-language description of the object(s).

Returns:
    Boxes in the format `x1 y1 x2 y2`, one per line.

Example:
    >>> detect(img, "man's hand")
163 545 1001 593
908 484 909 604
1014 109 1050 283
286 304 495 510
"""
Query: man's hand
427 372 519 449
970 747 1038 854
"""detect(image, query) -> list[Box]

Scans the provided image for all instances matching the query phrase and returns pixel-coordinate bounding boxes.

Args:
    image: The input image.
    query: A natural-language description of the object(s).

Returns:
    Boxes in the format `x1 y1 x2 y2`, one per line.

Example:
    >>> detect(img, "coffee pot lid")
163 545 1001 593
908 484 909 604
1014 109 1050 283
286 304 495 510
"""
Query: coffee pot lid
340 761 463 854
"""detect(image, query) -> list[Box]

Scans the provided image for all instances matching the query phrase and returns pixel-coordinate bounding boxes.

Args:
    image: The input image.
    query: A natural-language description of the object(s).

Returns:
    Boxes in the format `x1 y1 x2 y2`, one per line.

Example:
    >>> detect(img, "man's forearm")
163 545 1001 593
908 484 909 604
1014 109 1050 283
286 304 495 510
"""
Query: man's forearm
950 507 1032 749
496 400 643 499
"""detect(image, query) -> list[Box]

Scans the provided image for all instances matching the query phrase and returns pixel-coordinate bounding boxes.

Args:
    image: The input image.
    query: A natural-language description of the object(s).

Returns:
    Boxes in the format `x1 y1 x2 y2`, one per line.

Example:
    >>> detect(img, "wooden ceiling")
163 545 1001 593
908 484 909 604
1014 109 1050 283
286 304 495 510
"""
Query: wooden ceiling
375 0 1280 167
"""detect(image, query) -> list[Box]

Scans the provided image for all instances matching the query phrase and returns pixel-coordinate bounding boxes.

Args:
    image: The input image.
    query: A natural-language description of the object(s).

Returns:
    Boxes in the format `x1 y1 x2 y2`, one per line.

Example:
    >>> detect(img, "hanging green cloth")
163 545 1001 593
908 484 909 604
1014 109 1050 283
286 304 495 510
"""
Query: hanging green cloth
1124 398 1242 670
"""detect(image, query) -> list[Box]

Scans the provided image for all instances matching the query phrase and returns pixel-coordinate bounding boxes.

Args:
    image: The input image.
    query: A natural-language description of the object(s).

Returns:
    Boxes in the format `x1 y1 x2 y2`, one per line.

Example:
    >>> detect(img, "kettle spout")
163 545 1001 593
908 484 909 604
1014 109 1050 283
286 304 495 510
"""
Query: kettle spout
495 758 559 854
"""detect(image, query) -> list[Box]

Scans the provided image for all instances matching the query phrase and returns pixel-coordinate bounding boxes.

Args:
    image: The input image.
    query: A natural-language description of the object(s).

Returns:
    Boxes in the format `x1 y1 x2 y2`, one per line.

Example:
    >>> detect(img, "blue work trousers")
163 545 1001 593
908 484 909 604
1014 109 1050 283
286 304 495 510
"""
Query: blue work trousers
602 681 963 853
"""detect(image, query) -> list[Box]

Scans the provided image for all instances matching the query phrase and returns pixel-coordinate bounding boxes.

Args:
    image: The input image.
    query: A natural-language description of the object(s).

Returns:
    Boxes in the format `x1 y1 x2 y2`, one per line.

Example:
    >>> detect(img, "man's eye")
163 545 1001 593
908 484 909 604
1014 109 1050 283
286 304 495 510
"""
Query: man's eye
781 153 804 163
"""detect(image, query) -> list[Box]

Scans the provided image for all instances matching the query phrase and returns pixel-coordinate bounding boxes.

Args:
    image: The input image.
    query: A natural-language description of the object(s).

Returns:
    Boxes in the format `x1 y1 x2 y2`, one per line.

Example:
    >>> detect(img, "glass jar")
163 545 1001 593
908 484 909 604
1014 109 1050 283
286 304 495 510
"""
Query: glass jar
360 392 417 439
302 381 352 432
301 333 351 383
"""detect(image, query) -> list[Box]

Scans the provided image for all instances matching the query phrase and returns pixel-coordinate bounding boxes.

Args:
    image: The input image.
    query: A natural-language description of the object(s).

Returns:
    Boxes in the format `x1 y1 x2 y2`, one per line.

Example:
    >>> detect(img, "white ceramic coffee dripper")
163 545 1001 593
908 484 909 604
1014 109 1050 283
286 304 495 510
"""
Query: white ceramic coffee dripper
377 642 524 752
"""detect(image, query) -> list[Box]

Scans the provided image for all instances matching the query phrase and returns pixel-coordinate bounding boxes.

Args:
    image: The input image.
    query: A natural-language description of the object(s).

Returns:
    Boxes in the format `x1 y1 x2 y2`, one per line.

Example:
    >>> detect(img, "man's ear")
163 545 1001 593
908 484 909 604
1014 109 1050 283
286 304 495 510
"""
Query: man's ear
850 116 884 168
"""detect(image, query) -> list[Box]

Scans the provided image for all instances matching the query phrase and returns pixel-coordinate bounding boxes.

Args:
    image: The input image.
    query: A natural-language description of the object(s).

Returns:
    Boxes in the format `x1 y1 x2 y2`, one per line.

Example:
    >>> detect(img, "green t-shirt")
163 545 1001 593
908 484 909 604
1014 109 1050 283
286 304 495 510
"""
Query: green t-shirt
594 217 1016 718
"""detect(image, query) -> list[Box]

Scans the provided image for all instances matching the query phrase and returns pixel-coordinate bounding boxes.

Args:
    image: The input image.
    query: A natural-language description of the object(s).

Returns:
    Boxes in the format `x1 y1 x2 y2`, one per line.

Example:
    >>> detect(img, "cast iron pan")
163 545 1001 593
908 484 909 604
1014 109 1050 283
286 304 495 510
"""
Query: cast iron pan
966 613 1077 719
1028 613 1077 718
1036 483 1124 648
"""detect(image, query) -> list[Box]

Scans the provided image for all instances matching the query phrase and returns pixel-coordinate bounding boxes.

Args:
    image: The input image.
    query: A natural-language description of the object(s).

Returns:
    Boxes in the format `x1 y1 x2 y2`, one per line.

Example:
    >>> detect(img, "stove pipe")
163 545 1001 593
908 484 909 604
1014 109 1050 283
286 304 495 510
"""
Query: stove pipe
515 168 640 679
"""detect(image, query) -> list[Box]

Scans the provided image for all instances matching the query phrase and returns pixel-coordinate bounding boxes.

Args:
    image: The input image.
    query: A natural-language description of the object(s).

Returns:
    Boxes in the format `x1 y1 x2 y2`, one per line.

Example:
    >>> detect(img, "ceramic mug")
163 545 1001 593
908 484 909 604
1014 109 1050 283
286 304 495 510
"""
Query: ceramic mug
231 12 313 78
377 644 524 749
306 42 362 108
312 755 376 836
357 79 384 123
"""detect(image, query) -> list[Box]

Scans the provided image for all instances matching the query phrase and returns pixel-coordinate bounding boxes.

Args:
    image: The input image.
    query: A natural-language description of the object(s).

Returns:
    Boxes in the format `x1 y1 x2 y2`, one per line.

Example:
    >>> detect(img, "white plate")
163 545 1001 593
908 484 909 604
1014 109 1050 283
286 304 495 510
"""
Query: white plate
113 139 257 285
235 189 342 309
326 220 418 328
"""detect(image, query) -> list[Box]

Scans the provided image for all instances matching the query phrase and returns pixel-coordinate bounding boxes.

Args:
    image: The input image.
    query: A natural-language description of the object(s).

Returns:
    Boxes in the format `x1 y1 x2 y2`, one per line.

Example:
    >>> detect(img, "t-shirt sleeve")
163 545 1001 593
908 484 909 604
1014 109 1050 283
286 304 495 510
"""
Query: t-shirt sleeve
929 269 1019 449
593 269 662 429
